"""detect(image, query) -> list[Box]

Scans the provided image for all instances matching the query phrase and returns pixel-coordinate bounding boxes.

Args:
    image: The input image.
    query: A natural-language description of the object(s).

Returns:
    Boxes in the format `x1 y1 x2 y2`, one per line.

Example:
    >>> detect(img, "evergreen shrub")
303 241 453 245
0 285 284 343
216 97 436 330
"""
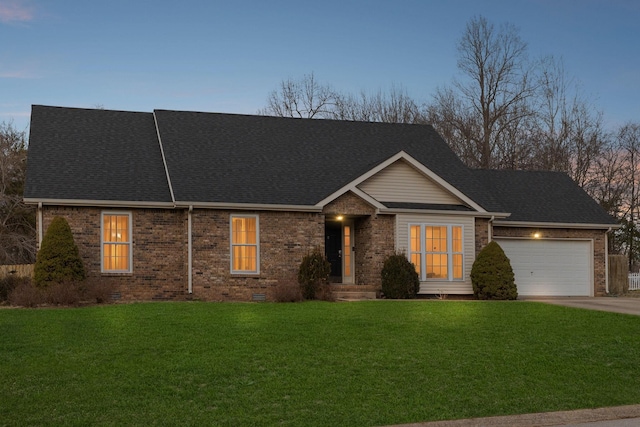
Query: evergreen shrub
34 217 86 287
470 241 518 300
381 252 419 299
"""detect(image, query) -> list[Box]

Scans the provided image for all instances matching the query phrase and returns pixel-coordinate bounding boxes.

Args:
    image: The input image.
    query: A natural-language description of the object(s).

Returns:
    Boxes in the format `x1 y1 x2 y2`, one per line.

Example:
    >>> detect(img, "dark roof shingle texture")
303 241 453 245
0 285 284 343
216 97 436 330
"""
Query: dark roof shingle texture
25 106 172 203
24 105 616 226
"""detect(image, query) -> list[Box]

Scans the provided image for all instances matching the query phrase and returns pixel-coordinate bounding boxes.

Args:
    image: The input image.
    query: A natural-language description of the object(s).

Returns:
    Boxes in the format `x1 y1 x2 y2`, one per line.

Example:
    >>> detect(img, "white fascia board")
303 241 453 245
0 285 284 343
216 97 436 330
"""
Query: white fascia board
174 201 322 212
24 198 176 209
314 150 486 212
493 220 622 230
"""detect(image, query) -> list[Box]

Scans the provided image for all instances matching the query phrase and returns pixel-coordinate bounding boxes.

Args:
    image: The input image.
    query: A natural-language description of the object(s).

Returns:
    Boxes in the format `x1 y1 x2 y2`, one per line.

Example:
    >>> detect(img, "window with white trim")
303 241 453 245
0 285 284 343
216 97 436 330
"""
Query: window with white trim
230 215 259 274
101 212 132 273
409 224 463 281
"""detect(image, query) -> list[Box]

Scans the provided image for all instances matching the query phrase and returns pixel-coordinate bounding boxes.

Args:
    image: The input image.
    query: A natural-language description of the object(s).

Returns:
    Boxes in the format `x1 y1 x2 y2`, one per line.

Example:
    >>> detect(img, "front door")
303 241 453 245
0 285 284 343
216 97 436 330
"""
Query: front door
325 220 354 284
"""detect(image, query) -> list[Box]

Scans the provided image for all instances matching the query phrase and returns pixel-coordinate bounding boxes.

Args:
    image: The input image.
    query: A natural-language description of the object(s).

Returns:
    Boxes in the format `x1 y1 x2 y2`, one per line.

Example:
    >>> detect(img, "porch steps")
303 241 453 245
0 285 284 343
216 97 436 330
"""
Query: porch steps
331 285 379 301
334 291 378 301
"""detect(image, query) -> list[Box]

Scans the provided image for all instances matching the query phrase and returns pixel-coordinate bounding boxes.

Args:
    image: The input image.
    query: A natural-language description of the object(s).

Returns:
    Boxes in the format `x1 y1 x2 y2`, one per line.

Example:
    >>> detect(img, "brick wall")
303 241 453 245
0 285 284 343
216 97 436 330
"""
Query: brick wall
41 206 187 301
474 218 490 256
191 210 324 301
492 226 608 296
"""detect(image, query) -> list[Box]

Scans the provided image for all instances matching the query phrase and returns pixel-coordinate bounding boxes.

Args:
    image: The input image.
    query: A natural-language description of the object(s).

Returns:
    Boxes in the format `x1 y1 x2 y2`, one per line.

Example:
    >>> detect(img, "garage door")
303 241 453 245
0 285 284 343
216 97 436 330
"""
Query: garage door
494 239 592 296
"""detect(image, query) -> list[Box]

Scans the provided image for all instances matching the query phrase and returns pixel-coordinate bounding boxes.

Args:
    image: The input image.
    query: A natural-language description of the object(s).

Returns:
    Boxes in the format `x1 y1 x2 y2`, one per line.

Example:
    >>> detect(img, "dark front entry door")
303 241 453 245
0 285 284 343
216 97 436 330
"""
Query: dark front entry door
325 221 342 282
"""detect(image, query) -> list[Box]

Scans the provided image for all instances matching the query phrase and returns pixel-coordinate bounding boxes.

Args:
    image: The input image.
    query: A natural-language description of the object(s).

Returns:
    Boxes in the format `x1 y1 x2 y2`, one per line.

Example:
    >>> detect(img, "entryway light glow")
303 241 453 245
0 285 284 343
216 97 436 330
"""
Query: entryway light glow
336 215 344 221
533 232 541 239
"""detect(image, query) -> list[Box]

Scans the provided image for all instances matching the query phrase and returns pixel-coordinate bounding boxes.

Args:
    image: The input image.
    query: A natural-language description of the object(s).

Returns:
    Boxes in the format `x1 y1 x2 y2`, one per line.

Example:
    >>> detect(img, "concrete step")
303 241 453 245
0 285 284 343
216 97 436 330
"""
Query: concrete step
333 291 377 301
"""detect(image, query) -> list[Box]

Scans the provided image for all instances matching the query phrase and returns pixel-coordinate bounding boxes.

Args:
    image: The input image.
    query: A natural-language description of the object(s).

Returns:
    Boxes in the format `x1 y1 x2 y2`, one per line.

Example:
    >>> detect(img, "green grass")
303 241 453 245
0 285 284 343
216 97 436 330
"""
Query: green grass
1 301 640 426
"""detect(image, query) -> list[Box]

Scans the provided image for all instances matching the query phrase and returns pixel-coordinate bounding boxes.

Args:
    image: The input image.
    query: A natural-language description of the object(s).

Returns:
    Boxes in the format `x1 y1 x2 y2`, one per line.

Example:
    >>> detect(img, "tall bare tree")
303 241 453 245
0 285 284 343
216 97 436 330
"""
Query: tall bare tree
428 15 535 169
530 56 606 187
0 122 36 264
259 72 337 119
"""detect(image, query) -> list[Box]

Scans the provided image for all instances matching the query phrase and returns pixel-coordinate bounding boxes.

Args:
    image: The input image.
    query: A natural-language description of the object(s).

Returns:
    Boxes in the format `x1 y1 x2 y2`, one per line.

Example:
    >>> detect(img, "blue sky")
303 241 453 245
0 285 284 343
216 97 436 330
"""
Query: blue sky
1 0 639 133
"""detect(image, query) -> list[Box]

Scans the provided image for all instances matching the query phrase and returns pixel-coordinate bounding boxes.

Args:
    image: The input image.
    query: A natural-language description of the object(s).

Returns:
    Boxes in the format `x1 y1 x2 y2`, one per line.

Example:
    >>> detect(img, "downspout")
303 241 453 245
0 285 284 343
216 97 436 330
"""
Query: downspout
488 215 495 243
37 202 43 249
188 205 193 294
605 227 611 294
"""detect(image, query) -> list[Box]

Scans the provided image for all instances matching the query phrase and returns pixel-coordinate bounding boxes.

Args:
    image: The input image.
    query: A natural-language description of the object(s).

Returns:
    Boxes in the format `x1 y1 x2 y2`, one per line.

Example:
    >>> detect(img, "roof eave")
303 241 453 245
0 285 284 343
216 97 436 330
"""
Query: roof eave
24 198 175 209
493 220 621 230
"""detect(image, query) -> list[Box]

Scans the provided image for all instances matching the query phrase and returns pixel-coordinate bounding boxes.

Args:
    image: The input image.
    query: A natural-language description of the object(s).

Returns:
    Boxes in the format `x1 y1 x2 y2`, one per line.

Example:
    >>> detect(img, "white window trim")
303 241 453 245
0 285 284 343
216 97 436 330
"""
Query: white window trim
101 211 133 274
408 223 464 281
230 214 260 275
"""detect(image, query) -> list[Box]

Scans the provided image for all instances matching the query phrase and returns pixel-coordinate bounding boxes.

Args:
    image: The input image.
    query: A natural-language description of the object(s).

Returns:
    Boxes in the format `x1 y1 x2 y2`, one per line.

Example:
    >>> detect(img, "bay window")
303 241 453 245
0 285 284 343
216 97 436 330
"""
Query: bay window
409 224 463 281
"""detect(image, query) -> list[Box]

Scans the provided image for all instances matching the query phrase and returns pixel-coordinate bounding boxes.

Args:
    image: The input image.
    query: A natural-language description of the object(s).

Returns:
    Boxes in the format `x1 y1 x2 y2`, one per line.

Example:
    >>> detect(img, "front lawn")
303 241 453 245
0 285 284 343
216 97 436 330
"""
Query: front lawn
1 301 639 426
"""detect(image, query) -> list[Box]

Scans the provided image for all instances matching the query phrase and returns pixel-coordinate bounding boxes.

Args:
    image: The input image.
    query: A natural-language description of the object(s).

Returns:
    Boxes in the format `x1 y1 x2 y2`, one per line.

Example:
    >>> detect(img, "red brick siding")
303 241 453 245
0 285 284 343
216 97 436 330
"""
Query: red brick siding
41 207 187 301
191 210 324 301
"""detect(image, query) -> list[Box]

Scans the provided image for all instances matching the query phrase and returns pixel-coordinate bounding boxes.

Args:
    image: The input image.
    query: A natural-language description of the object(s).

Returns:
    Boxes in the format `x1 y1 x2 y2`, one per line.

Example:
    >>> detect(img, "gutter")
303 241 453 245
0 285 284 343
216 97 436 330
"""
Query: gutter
37 202 43 249
488 215 495 243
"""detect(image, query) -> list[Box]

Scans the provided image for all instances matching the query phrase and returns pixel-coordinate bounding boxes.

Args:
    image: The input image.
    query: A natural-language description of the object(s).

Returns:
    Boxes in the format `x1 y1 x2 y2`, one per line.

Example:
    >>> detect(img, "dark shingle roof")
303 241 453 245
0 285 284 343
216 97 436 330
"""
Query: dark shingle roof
25 106 172 203
24 105 616 226
473 169 617 225
153 110 484 206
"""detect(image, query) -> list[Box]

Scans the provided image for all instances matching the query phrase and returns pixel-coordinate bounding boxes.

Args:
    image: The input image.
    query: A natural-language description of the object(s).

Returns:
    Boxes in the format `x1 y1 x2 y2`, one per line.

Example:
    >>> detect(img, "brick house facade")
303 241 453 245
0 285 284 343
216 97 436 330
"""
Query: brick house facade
25 106 618 301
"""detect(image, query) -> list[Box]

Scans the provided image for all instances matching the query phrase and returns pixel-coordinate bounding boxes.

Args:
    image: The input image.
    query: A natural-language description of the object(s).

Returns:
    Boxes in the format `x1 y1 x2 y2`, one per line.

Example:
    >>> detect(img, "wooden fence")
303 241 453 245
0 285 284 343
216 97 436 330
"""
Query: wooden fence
608 254 628 294
0 264 34 279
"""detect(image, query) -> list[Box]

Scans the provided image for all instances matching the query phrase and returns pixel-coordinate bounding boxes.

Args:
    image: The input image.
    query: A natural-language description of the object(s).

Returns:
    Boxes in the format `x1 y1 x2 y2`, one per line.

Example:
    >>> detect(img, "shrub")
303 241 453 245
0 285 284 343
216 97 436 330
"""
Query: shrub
315 283 336 302
46 281 83 306
381 252 420 299
298 248 331 300
8 281 45 307
34 217 86 287
471 241 518 300
0 275 30 303
273 281 303 302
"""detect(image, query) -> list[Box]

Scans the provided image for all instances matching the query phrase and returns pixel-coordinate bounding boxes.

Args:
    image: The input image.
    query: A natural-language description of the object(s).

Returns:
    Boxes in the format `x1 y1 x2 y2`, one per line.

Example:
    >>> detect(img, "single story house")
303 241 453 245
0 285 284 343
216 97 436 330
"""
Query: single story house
24 105 618 300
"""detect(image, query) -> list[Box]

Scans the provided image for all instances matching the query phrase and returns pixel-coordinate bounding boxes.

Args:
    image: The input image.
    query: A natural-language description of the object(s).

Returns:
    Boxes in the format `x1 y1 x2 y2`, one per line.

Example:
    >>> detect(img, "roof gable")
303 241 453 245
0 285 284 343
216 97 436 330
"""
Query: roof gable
358 158 464 206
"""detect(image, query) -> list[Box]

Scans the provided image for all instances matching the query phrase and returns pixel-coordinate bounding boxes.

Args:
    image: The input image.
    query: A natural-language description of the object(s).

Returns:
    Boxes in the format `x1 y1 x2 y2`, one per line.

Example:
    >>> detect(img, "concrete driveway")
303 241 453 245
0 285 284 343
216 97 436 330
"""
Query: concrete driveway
524 297 640 316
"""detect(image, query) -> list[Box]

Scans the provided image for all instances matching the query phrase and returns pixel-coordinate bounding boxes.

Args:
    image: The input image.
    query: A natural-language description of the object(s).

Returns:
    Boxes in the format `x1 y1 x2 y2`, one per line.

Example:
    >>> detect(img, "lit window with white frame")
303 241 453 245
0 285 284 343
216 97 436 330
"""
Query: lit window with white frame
102 212 132 272
409 224 463 281
231 215 259 274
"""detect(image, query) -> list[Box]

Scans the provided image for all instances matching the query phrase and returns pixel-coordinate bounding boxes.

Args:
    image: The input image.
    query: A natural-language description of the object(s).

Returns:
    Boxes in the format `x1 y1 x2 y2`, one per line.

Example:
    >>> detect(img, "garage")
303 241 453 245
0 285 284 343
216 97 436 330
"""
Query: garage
494 238 592 297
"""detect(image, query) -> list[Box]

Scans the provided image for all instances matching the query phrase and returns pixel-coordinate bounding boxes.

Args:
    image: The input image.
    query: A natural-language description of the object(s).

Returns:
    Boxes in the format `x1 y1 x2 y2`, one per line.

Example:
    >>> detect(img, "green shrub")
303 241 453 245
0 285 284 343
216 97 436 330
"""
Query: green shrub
470 241 518 300
381 252 419 299
34 217 86 287
298 248 331 300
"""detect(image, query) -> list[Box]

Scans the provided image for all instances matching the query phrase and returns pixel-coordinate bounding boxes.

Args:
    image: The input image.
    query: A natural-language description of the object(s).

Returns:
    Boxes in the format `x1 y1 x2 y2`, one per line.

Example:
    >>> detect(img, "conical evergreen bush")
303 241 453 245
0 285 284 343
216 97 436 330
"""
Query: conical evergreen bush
34 216 86 287
470 241 518 300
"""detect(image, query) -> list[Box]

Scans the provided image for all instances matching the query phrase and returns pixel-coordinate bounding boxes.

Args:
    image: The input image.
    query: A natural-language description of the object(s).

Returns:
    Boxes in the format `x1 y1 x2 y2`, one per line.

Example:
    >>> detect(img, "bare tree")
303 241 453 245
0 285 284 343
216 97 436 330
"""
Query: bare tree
530 56 606 187
333 86 426 124
428 15 535 168
259 72 337 119
0 122 36 264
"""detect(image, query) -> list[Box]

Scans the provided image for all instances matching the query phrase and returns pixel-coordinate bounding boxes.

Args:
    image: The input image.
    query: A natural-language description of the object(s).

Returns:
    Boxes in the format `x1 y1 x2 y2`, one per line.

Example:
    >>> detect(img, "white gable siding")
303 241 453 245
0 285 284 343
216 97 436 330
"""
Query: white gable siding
358 160 461 205
396 214 474 295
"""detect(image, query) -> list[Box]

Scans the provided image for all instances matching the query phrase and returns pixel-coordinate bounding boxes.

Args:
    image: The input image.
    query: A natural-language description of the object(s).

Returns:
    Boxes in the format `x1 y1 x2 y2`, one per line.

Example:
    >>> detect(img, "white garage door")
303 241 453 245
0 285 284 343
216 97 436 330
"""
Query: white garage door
494 239 592 296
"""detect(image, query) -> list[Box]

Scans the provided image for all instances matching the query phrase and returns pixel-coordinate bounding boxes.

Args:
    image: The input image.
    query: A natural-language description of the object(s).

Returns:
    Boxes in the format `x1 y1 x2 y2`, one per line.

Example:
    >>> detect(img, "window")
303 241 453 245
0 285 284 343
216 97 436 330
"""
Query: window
102 212 132 273
409 224 463 281
231 215 259 274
